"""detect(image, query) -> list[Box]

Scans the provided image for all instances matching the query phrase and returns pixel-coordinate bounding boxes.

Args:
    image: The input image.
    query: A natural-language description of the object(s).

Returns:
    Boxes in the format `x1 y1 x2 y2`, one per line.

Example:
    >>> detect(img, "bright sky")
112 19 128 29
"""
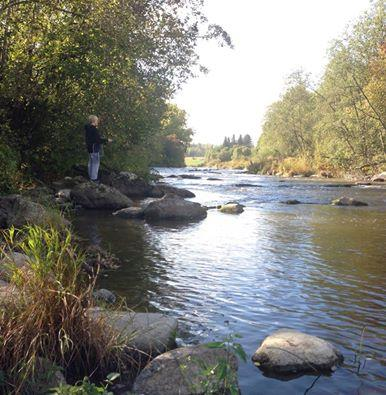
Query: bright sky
173 0 371 145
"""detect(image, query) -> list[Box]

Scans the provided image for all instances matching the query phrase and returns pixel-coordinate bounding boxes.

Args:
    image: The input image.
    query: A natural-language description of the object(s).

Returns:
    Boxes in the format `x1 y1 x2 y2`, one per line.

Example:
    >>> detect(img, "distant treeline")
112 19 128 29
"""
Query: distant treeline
0 0 231 192
192 1 385 176
222 134 252 148
255 0 385 176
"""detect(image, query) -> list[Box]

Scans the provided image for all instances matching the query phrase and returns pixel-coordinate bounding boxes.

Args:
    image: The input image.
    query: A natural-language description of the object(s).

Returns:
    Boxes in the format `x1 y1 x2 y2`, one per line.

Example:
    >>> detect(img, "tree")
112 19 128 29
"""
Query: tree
156 104 193 167
243 134 252 147
231 134 236 146
237 134 243 145
0 0 232 185
223 136 230 147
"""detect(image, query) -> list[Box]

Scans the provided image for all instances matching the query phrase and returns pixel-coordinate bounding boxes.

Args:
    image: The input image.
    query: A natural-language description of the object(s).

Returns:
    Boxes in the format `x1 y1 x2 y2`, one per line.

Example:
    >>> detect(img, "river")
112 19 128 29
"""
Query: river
74 168 386 395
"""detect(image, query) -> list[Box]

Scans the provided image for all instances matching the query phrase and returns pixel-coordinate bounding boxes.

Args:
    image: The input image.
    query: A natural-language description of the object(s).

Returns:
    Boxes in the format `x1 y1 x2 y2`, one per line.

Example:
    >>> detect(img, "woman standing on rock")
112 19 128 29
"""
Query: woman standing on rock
85 115 112 182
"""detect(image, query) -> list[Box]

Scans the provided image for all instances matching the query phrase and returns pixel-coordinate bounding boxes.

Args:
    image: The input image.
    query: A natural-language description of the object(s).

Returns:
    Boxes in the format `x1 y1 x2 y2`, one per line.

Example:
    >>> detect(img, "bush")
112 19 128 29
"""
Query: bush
0 141 20 194
0 226 130 394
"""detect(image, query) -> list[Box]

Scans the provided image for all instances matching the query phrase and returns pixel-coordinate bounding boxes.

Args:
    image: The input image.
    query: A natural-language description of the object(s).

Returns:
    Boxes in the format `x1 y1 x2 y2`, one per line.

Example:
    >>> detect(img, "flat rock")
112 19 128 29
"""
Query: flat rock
70 182 132 210
88 308 177 356
331 196 368 206
133 345 238 395
218 203 244 214
144 194 207 221
252 329 343 374
113 207 145 219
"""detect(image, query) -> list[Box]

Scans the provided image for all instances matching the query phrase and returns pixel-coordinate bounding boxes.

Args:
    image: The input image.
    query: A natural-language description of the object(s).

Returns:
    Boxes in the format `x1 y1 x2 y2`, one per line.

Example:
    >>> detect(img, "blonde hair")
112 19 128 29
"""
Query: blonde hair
88 115 99 125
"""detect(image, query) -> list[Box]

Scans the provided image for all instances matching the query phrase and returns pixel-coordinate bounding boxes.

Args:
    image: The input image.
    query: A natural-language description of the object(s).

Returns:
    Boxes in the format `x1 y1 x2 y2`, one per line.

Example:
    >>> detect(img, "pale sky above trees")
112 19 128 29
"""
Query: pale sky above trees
173 0 371 144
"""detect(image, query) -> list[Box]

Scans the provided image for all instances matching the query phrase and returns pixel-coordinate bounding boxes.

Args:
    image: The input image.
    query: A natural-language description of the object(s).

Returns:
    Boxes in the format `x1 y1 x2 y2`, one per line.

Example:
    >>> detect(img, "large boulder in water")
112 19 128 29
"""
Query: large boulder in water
150 183 195 198
252 329 343 374
133 345 238 395
0 195 53 228
70 182 132 210
331 196 368 206
144 194 207 221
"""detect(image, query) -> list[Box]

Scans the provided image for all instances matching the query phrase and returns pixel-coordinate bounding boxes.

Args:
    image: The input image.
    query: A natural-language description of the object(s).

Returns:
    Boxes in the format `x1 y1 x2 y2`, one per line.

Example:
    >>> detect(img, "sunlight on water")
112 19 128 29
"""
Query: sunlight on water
74 168 386 395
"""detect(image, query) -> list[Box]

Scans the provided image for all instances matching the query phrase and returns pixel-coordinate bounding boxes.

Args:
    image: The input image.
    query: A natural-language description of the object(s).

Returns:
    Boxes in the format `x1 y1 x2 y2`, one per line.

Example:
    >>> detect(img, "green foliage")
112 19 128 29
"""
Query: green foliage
0 0 231 185
50 373 120 395
0 226 130 393
256 1 386 176
155 104 194 167
186 144 212 158
0 140 20 194
197 334 246 395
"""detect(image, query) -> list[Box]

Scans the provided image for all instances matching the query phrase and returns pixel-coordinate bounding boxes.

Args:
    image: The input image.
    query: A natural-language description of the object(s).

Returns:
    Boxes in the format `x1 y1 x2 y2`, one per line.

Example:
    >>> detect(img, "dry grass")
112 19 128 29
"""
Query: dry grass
0 226 132 394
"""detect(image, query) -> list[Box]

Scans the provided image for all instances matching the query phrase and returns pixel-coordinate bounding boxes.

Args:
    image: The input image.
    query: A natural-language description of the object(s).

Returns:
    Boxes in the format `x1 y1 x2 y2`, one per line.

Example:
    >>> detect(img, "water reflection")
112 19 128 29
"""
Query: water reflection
74 170 386 395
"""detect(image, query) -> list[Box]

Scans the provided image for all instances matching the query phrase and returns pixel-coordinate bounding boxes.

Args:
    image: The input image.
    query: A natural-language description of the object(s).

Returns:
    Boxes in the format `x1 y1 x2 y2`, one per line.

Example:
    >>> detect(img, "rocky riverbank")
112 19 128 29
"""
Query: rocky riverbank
0 168 361 393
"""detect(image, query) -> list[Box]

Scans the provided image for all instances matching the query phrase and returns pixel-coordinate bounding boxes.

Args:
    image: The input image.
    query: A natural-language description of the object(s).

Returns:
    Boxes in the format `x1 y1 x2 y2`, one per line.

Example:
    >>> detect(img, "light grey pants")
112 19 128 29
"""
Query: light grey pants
88 152 100 181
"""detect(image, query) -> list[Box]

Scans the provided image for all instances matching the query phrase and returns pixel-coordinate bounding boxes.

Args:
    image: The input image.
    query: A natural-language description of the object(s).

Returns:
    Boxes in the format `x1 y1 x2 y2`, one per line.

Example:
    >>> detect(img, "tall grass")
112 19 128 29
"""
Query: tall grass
0 226 130 394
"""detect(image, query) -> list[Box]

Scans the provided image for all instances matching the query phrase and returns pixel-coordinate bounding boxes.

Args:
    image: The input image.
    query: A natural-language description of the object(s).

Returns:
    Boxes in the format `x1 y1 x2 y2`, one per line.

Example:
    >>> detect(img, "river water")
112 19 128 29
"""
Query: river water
74 168 386 395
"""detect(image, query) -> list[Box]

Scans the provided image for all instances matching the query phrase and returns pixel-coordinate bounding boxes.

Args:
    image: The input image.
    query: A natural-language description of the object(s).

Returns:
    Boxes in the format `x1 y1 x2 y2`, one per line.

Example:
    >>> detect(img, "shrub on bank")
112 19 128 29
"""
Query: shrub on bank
0 226 130 394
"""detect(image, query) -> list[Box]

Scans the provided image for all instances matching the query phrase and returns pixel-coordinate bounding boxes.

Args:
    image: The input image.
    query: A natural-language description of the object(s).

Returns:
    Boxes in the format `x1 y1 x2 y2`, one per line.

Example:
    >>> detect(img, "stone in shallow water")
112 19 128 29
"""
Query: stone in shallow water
252 329 343 374
283 199 301 205
133 345 238 395
144 194 207 221
218 203 244 214
331 196 368 206
88 308 178 356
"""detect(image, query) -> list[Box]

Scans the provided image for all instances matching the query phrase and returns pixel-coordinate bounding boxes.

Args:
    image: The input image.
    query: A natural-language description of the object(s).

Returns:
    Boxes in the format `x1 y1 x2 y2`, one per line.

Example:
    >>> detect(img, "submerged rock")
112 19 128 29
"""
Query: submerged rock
218 203 244 214
144 194 207 221
88 308 178 356
70 182 132 210
283 199 302 205
133 345 238 395
331 196 368 206
113 207 145 219
178 174 201 179
207 177 221 181
0 195 53 228
252 329 343 374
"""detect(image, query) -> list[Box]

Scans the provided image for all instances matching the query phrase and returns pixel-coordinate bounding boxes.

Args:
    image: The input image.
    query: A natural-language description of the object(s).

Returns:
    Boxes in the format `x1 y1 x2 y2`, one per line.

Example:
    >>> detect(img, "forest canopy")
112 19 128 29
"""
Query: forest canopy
0 0 231 191
255 0 385 176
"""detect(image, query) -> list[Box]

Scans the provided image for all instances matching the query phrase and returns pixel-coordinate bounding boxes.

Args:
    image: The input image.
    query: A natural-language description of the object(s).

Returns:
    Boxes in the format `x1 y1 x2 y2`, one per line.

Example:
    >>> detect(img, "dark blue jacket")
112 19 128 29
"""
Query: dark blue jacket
85 124 107 153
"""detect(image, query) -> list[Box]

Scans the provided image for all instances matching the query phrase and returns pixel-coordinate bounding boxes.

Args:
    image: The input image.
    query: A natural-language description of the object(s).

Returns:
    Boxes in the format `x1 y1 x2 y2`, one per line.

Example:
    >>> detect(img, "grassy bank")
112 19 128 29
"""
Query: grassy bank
0 225 131 393
184 157 206 167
